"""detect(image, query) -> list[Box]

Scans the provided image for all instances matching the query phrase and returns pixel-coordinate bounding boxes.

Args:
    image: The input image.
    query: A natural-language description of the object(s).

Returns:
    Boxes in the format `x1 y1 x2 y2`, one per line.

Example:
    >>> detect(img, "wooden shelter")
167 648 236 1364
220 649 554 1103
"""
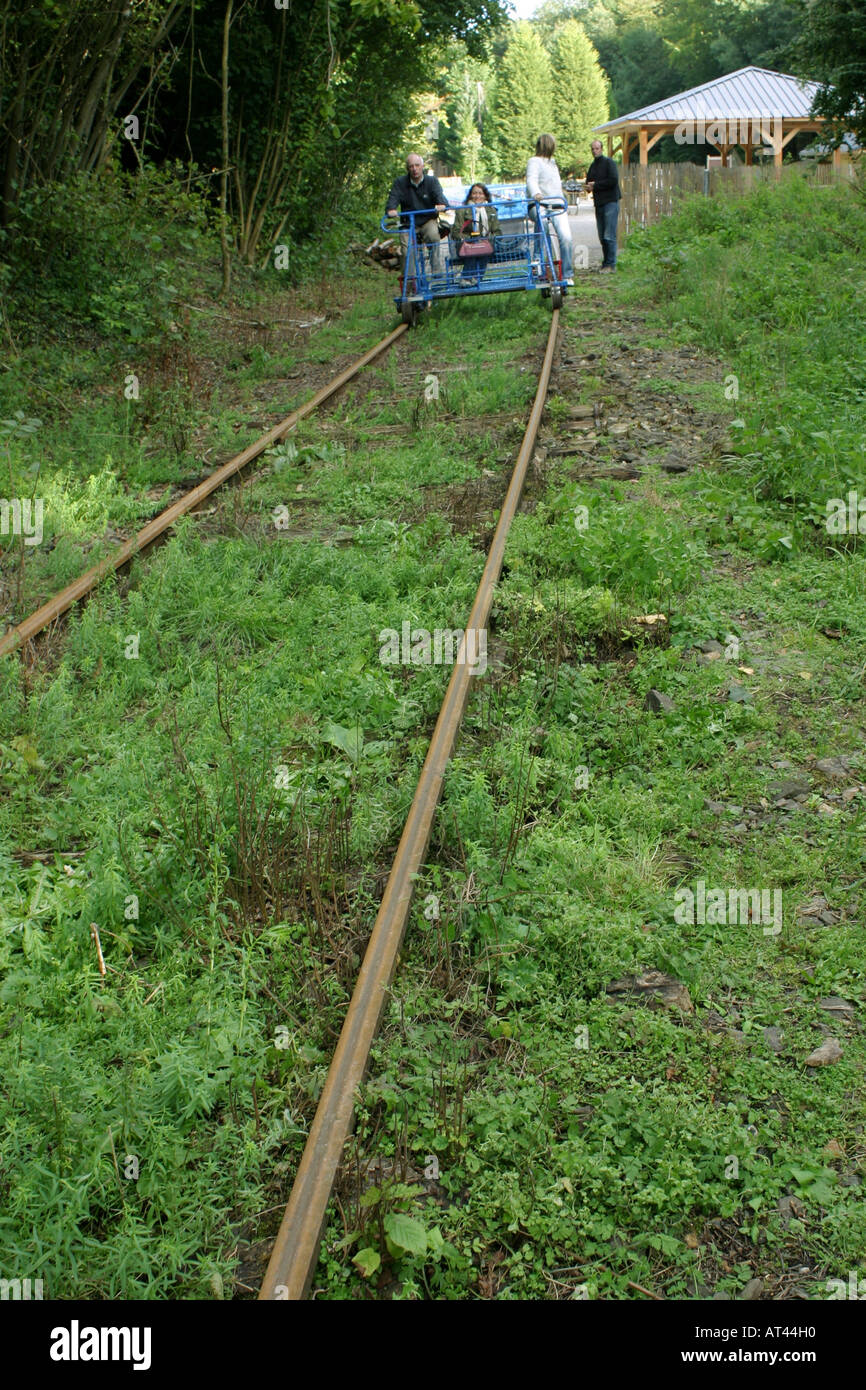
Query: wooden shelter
594 66 843 169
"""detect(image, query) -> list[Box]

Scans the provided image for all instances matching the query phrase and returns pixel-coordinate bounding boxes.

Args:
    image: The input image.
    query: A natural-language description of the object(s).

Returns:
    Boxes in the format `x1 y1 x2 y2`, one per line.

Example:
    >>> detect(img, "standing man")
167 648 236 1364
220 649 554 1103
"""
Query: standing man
585 139 621 272
385 153 447 278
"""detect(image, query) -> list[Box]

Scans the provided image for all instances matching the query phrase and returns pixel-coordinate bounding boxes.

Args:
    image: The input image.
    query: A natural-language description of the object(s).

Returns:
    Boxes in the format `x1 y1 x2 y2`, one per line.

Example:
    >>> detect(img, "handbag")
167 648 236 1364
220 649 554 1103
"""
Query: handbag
458 237 493 258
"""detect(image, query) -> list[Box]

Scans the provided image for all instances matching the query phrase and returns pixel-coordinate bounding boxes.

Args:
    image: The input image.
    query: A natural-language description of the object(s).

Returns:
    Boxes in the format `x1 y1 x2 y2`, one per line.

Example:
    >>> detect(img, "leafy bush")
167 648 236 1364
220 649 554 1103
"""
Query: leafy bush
6 163 216 341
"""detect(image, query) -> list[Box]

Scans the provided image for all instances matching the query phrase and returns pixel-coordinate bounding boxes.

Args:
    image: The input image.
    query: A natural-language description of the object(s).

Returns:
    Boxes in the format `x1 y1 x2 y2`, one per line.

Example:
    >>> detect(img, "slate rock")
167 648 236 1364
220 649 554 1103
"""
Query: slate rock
818 996 855 1021
815 756 854 780
768 776 811 799
777 1195 805 1227
645 688 674 713
796 895 836 927
805 1038 843 1066
606 970 693 1013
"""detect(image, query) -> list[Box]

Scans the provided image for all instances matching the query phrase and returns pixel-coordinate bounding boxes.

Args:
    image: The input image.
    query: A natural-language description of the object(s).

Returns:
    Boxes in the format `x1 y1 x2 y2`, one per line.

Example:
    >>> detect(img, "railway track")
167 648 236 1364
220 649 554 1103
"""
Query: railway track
259 310 561 1299
3 303 562 1300
0 325 408 659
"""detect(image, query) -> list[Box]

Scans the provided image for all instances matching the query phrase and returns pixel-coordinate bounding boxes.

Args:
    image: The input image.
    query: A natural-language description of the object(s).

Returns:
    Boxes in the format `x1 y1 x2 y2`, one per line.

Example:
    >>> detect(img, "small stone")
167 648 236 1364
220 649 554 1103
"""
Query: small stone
777 1195 805 1226
740 1278 764 1301
818 996 855 1021
712 1290 732 1301
796 896 830 926
763 1026 784 1053
815 756 853 779
697 639 725 655
805 1038 843 1066
818 801 839 815
606 970 692 1013
768 776 811 798
645 688 674 713
731 823 748 834
704 799 727 814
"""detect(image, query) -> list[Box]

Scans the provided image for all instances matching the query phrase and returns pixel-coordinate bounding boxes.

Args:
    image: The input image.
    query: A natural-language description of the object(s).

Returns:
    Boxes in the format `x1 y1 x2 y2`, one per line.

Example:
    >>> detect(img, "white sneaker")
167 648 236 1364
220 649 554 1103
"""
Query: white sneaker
564 277 575 286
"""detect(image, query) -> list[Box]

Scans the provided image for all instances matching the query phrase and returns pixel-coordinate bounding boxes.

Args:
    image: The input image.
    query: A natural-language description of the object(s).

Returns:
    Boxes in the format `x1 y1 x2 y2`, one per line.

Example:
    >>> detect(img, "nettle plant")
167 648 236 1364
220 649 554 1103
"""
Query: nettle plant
341 1178 459 1288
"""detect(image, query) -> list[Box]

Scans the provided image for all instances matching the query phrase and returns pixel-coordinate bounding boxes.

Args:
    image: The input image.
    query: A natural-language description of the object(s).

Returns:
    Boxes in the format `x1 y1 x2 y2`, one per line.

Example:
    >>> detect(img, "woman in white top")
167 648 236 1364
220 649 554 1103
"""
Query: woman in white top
525 133 574 283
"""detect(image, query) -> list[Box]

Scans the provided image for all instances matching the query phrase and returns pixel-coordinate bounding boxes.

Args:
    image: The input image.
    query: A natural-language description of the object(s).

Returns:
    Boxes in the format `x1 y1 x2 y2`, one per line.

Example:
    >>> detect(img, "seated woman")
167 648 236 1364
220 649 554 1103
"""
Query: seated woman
452 183 500 280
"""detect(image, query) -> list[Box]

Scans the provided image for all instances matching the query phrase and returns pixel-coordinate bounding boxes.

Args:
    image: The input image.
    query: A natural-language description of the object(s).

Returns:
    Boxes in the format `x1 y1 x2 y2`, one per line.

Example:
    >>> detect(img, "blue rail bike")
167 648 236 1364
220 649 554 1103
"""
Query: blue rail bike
381 197 569 326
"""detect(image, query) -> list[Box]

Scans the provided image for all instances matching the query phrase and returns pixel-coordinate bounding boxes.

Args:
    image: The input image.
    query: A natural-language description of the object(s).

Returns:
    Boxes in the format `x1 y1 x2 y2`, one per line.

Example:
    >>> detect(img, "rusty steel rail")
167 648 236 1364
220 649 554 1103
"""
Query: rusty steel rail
259 309 561 1301
0 324 408 658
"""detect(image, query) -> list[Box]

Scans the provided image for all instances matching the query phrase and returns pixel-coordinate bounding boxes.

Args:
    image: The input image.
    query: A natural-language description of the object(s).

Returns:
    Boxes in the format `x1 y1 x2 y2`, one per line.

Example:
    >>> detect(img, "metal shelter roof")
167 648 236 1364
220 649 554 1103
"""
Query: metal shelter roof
595 67 822 129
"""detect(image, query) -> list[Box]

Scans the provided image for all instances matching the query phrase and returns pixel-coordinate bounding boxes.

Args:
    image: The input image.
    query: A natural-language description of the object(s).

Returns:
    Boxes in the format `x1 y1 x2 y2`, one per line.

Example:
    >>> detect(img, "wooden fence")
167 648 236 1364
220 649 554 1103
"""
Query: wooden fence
617 160 858 246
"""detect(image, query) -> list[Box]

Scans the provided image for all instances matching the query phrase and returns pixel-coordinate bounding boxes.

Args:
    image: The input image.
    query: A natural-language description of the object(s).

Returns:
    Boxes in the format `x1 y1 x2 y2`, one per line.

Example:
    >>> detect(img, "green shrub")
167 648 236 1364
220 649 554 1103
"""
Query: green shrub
6 162 216 341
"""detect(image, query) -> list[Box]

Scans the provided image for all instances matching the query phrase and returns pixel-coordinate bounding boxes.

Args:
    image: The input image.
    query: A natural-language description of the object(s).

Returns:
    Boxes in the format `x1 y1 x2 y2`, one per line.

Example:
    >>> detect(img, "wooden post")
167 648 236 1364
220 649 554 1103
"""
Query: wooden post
638 128 650 224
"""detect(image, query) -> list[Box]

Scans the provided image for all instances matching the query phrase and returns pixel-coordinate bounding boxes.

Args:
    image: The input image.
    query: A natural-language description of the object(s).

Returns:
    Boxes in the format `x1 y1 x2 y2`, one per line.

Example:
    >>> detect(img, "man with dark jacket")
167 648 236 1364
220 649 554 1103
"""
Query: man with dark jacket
385 153 447 277
585 139 621 272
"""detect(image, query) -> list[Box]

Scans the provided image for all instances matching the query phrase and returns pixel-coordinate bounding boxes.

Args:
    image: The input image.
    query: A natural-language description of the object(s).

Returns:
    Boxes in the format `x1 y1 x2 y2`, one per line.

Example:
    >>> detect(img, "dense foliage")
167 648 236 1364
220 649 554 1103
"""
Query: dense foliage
0 0 508 273
786 0 866 146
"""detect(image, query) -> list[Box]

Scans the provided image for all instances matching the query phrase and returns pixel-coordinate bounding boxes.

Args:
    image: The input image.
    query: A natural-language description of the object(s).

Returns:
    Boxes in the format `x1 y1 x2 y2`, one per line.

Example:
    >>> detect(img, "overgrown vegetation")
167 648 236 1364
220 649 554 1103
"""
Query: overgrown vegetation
2 175 865 1300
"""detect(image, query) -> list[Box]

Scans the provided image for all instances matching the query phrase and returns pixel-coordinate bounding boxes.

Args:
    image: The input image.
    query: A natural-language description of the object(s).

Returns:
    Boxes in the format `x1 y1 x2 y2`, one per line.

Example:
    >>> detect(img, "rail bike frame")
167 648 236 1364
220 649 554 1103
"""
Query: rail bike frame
381 197 569 324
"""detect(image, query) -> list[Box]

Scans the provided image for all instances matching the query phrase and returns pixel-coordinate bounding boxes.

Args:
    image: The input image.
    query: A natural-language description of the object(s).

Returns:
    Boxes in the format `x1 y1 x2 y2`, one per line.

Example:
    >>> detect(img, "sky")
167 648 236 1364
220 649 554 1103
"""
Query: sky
508 1 541 16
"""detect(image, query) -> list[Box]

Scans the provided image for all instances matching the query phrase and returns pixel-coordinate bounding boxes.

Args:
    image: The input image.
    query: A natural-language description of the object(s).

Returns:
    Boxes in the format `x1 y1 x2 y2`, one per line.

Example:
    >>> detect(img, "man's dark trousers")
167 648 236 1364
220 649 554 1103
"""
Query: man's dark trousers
595 201 619 269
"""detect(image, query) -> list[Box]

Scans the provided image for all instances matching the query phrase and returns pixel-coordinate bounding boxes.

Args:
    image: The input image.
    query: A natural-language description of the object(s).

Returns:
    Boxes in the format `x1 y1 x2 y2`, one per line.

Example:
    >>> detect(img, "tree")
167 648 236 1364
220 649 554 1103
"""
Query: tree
592 22 678 117
149 0 508 265
491 22 553 177
786 0 866 147
438 52 498 180
0 0 184 225
550 21 608 172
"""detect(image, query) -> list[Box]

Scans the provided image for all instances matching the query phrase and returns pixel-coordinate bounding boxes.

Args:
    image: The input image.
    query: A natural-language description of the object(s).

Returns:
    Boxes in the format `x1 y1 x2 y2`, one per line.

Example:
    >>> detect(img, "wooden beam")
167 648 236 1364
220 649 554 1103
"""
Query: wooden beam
639 127 648 166
645 130 665 154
